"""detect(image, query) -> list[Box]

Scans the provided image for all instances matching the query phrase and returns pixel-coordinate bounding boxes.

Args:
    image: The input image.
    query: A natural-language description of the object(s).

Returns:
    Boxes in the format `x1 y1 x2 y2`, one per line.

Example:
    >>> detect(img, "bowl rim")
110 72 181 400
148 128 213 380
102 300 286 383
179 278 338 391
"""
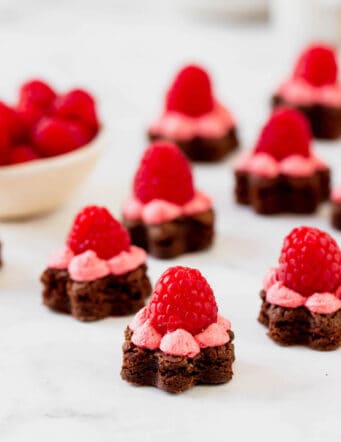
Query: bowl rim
0 130 105 176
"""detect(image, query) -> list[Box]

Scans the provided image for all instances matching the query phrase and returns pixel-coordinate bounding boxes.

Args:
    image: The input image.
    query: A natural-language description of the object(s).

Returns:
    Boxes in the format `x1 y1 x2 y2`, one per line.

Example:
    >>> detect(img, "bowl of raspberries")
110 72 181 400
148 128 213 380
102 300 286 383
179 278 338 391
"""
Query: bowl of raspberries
0 79 102 219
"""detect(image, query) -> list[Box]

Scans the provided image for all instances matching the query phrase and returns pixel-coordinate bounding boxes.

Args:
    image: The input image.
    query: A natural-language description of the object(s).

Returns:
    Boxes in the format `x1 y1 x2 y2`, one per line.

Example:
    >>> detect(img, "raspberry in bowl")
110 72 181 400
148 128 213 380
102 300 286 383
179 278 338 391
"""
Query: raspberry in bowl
41 205 152 321
148 64 239 162
0 79 102 219
272 43 341 140
122 141 215 258
121 266 235 393
259 226 341 350
234 107 330 214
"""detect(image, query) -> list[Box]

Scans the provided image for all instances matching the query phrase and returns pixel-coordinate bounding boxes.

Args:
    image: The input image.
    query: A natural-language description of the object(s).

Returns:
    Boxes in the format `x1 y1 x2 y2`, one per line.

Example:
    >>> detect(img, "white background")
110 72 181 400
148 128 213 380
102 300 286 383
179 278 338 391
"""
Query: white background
0 1 340 441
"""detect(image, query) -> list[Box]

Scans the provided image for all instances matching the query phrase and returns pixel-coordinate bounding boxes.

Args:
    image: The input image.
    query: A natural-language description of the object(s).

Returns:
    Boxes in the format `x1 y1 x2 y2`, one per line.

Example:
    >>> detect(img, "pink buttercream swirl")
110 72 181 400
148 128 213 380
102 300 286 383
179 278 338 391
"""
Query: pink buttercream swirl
129 309 231 356
234 152 327 178
48 245 147 282
331 187 341 203
149 101 235 141
47 246 74 270
123 190 212 224
263 268 341 314
276 78 341 107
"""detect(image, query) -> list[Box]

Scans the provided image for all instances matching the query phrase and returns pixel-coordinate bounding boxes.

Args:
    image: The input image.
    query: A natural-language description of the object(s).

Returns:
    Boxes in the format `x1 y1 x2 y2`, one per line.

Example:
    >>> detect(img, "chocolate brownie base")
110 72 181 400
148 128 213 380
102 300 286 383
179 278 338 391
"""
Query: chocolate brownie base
41 264 152 321
234 168 330 215
121 328 235 393
272 95 341 140
331 201 341 230
123 209 214 259
149 127 238 162
258 290 341 351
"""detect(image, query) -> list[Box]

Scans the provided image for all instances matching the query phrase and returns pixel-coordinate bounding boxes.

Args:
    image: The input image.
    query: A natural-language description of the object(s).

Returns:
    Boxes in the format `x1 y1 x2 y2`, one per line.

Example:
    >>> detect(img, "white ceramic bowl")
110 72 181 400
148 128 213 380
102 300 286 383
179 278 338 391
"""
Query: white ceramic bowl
0 132 104 220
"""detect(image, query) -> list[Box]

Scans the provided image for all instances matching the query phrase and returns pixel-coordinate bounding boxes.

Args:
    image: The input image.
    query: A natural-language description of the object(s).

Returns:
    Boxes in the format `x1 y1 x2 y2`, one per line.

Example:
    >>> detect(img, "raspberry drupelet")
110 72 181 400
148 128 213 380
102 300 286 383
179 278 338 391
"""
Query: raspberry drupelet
121 266 235 393
123 141 215 259
41 205 152 321
259 226 341 350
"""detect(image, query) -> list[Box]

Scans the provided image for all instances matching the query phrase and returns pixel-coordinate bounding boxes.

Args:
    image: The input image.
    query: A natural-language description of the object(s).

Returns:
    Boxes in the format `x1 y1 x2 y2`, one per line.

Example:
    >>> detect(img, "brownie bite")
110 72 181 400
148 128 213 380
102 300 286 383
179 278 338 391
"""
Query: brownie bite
258 226 341 350
122 142 214 259
272 43 341 140
121 266 235 393
234 107 330 215
148 65 238 162
41 205 152 321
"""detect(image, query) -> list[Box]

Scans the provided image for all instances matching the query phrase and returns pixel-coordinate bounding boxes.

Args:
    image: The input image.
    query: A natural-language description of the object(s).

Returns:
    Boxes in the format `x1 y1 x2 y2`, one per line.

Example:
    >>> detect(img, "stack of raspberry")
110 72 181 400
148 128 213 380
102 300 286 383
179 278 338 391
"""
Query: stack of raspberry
0 79 99 166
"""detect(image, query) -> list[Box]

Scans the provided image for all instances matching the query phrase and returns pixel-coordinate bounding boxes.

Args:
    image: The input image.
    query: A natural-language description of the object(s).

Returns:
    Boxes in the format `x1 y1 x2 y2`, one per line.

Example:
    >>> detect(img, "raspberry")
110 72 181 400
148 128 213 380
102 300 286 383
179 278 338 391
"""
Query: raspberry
148 266 218 335
18 79 56 111
166 65 214 117
67 205 131 260
293 44 338 87
53 89 99 132
0 101 26 143
133 142 194 205
0 123 10 165
278 226 341 296
32 117 92 157
9 145 40 165
254 107 311 161
17 101 44 131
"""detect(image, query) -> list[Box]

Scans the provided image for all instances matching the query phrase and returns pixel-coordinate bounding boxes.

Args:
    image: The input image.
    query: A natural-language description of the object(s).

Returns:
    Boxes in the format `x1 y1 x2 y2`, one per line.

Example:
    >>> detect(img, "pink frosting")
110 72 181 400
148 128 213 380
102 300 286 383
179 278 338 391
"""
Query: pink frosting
48 245 147 283
123 190 212 224
277 79 341 107
331 187 341 203
160 329 200 357
149 101 235 141
68 250 110 282
266 281 306 308
129 308 232 356
107 246 147 275
279 155 315 177
235 152 327 178
195 323 230 348
305 293 341 314
47 246 74 269
263 267 278 291
142 200 183 224
217 314 231 331
264 268 341 314
129 307 149 332
248 153 279 178
131 320 161 350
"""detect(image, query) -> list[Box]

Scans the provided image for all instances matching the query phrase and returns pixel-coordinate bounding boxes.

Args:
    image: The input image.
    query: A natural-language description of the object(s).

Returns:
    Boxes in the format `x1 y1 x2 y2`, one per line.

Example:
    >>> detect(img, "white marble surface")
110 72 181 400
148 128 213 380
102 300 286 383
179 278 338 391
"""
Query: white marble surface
0 2 340 441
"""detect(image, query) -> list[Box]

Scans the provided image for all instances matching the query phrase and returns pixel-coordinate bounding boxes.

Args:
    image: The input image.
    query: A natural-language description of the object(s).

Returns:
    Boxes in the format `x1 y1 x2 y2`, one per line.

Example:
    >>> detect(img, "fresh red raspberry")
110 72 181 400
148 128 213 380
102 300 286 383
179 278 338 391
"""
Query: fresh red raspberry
254 107 311 161
0 120 10 165
32 117 92 157
293 44 338 87
67 205 131 260
18 79 56 111
133 142 194 205
148 266 218 335
0 101 26 143
166 65 214 117
53 89 99 132
9 145 40 165
277 226 341 296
